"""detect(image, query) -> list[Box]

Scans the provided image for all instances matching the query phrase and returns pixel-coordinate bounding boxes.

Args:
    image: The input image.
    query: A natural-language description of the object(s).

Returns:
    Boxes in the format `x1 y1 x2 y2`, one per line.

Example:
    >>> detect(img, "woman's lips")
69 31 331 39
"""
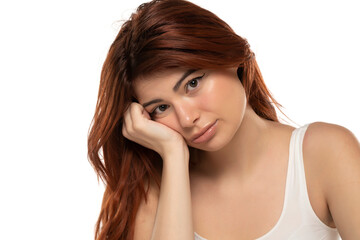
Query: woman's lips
192 120 218 144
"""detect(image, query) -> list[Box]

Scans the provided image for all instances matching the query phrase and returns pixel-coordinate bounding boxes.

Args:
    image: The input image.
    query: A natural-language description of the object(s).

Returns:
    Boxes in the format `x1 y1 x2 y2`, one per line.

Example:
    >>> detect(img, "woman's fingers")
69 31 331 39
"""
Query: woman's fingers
121 120 130 140
121 102 188 158
130 103 146 133
122 103 138 140
122 103 152 143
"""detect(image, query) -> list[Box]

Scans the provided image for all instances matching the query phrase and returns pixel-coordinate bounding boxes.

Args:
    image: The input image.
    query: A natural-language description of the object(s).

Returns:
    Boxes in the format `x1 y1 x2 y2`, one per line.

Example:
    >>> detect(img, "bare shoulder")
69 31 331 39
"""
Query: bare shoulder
304 121 358 148
304 121 360 238
303 121 360 179
303 121 359 165
133 178 159 240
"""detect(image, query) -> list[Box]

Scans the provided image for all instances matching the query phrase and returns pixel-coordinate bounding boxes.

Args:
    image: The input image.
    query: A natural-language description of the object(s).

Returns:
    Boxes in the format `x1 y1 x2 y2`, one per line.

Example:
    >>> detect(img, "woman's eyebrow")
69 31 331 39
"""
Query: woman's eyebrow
142 99 163 108
172 69 197 92
142 69 197 108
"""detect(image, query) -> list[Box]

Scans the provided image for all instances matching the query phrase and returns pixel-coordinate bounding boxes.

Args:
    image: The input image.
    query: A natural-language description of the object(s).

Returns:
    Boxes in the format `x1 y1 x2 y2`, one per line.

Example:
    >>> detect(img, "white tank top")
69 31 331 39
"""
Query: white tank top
194 123 341 240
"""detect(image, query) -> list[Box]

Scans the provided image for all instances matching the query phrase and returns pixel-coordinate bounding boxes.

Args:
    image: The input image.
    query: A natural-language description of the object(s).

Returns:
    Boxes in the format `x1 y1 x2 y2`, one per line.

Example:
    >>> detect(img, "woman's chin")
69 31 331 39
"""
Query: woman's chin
187 137 229 152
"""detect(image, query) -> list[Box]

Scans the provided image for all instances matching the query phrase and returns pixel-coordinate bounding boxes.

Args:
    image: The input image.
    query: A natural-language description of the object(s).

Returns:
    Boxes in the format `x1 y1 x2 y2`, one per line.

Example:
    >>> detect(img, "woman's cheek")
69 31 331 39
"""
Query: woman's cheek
197 79 218 111
156 114 182 133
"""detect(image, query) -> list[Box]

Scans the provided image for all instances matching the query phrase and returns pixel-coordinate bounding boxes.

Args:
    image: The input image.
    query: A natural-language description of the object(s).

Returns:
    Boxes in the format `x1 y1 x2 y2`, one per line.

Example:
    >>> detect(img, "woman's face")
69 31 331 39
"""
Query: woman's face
134 68 247 151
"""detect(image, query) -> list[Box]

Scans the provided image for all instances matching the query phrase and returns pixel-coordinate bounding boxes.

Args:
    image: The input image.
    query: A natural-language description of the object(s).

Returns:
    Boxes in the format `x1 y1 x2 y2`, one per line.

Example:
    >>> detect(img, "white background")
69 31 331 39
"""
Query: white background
0 0 359 239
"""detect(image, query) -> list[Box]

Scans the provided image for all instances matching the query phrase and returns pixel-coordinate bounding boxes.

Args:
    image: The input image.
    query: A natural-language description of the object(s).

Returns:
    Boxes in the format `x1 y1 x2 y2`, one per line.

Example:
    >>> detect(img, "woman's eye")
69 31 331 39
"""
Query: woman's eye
150 104 169 117
185 73 205 92
188 79 198 88
158 105 168 112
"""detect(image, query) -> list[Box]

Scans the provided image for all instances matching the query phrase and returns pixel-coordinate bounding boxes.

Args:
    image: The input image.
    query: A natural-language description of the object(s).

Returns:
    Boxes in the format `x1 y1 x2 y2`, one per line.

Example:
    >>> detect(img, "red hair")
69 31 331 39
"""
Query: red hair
88 0 283 239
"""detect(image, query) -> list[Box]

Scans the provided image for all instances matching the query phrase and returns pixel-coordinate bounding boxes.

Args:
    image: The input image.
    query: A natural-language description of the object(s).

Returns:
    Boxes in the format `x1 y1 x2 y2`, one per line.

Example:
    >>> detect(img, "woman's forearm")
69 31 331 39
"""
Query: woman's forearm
151 152 194 240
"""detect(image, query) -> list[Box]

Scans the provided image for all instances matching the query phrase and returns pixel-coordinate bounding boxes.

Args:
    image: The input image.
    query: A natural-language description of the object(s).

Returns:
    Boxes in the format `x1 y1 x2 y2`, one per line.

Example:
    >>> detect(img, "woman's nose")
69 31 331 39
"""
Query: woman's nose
174 101 200 128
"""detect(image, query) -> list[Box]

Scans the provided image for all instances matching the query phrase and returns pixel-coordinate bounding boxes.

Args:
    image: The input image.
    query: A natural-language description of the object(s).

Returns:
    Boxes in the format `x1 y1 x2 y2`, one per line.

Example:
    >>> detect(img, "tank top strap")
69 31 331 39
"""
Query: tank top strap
257 123 312 237
291 123 310 193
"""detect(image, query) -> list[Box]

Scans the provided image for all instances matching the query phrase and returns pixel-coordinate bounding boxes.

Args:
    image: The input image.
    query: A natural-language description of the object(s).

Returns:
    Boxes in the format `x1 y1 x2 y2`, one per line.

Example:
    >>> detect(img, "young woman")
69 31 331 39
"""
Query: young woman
87 0 360 239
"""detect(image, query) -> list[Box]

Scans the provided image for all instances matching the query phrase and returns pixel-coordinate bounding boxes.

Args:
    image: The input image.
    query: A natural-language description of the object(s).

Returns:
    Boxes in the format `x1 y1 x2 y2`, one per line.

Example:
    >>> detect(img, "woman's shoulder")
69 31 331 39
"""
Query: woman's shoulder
304 121 357 139
303 121 360 197
303 121 359 162
303 121 360 237
303 121 359 169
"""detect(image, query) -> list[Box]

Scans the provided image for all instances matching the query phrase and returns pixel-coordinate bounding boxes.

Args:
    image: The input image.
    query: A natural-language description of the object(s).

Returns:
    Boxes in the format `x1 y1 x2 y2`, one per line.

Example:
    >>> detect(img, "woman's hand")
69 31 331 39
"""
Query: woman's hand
122 102 189 160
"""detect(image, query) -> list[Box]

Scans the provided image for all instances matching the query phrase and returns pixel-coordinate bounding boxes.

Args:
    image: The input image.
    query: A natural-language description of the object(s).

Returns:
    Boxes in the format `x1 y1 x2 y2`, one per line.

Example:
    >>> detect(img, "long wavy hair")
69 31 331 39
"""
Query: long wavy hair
88 0 284 239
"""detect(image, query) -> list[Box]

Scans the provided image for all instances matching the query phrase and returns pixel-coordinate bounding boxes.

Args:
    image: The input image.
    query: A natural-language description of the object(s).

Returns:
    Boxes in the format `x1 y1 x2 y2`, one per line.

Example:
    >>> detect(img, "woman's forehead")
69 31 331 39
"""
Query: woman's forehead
135 69 188 88
138 68 189 81
134 68 193 99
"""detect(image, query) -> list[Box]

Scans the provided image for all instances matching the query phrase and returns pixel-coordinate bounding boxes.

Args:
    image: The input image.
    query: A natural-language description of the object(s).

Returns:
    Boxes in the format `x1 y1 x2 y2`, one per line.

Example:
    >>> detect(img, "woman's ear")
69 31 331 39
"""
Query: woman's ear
237 67 244 83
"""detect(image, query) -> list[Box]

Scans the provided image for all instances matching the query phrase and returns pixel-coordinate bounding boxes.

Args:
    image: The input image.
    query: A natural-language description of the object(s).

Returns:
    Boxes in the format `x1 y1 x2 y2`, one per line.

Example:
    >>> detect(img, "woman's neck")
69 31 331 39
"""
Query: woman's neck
190 105 277 182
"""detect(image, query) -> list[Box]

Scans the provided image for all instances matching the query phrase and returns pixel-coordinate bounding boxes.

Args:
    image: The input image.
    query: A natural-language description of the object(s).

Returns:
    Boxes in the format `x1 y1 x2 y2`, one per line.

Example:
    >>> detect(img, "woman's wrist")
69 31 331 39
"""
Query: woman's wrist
161 143 190 167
